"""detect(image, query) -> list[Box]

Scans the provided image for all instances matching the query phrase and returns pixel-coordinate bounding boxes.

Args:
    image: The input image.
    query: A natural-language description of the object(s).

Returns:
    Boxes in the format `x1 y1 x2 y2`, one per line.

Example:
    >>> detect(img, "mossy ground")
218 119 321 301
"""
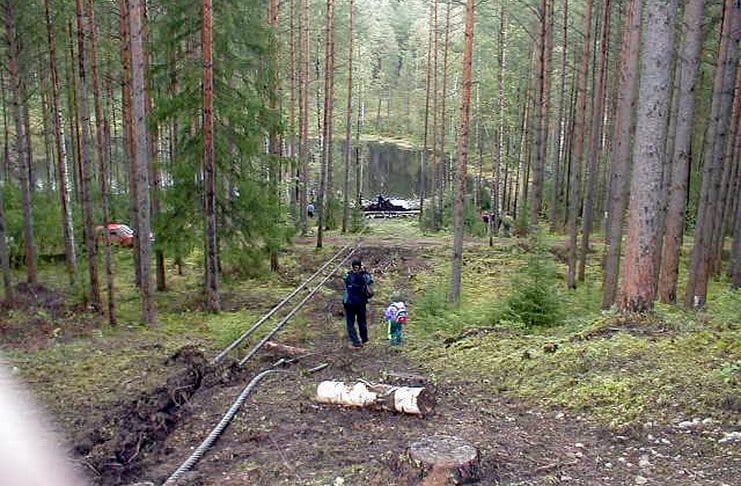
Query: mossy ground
1 219 738 484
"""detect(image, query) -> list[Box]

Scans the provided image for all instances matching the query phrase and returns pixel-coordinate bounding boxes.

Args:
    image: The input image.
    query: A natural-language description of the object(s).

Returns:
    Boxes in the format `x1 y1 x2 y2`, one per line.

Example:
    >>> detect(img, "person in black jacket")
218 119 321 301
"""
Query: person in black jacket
342 258 374 348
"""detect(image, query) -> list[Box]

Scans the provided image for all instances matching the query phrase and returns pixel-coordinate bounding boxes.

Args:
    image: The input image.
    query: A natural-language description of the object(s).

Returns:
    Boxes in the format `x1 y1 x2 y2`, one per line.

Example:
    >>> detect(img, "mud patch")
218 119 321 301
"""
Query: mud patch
0 283 100 351
78 346 241 485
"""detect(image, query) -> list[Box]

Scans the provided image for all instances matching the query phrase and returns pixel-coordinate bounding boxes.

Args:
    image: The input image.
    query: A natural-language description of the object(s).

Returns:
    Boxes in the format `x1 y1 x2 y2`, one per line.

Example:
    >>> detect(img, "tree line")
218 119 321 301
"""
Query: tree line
1 0 739 325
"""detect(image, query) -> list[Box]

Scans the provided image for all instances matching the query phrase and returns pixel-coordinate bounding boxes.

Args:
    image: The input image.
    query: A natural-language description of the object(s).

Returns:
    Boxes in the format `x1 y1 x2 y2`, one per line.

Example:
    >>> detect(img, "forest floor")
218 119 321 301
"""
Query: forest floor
1 220 739 485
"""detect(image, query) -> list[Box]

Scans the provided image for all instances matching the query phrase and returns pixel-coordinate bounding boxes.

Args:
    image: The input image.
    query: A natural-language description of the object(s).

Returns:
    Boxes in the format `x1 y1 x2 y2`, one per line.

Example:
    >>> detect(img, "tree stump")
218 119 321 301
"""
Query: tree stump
407 435 480 485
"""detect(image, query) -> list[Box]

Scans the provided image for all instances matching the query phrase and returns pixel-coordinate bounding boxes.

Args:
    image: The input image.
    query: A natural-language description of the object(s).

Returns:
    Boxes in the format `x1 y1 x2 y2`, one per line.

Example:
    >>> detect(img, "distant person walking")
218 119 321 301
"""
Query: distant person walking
307 202 315 218
342 258 374 348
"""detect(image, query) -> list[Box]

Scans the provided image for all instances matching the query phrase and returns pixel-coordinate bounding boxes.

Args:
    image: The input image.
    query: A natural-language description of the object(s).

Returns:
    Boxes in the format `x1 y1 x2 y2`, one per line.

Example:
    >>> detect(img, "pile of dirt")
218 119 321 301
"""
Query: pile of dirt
77 346 242 485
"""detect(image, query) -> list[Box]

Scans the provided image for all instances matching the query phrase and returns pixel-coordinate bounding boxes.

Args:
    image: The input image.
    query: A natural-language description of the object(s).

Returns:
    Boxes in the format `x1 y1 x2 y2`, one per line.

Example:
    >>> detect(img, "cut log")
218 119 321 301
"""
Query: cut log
407 435 480 485
264 341 308 358
315 380 435 416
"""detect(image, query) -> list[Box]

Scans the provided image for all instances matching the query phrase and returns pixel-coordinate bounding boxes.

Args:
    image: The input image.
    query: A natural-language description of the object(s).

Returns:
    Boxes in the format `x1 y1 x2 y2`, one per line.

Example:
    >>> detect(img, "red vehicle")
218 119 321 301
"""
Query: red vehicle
96 223 135 247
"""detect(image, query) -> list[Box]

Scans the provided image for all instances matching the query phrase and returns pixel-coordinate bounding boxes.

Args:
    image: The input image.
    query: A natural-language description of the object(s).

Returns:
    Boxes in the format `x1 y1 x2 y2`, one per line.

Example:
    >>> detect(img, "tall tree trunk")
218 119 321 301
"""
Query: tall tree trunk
324 0 336 231
4 0 38 285
202 0 219 312
289 0 298 218
129 0 156 322
709 69 741 276
450 0 476 306
437 0 451 228
601 0 642 307
341 0 354 234
44 0 78 285
0 70 13 300
567 0 594 289
530 0 552 226
119 0 140 287
419 1 435 220
87 0 117 325
620 0 678 313
299 0 310 235
685 0 739 309
75 0 102 308
658 0 706 303
430 0 439 229
732 120 741 288
490 5 506 245
549 0 568 233
578 0 612 281
317 0 335 247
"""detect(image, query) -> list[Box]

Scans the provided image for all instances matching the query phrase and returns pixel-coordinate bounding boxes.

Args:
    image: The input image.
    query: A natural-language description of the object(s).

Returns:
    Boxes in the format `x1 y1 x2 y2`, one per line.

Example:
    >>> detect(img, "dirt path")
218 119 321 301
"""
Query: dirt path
3 236 736 485
112 240 737 486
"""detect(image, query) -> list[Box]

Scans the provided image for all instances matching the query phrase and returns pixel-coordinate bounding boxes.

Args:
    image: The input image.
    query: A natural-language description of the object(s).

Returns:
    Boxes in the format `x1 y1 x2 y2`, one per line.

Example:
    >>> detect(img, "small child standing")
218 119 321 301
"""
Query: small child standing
384 301 409 345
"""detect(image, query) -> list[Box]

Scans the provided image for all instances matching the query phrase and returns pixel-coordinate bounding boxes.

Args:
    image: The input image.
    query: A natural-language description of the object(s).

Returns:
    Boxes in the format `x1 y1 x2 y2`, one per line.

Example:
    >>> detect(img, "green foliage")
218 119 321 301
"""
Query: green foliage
502 253 562 328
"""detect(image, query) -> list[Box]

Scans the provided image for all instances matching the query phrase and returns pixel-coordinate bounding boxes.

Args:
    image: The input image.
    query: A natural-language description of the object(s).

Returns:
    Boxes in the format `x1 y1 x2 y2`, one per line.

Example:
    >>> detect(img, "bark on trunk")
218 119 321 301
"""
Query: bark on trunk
567 0 594 289
87 0 117 325
299 0 310 235
530 0 552 226
601 0 642 307
130 0 156 322
4 0 38 285
0 72 12 299
341 0 354 234
685 0 739 308
658 0 706 303
317 0 334 247
74 0 102 308
316 380 436 416
44 0 78 286
202 0 219 312
579 0 612 281
620 0 678 313
549 0 568 233
450 0 475 306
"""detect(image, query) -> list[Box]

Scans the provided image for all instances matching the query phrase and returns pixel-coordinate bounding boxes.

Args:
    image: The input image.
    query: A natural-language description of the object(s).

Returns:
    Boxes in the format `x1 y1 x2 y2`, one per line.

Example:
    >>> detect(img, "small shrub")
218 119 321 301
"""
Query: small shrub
503 255 562 328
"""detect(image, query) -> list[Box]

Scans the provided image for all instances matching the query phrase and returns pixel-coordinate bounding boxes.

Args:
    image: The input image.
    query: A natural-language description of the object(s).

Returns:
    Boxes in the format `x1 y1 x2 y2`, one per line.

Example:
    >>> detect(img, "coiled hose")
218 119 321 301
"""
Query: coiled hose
161 368 291 485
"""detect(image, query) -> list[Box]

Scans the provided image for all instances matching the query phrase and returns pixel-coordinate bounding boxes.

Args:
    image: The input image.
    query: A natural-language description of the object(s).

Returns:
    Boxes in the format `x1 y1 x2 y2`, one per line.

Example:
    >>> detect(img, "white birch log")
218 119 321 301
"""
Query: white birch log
315 380 435 416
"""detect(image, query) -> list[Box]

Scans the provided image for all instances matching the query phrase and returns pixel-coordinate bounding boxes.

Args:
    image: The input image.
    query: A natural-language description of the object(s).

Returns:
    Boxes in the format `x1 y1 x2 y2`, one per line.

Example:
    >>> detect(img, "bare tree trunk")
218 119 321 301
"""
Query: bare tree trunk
430 0 439 229
317 0 334 248
685 0 739 308
44 0 78 285
601 0 642 307
341 0 354 234
119 0 140 287
87 0 117 325
4 0 38 285
732 121 741 288
289 0 298 218
567 0 594 289
419 2 434 220
73 0 103 308
202 0 219 312
579 0 612 282
658 0 706 303
530 0 552 226
0 70 13 300
299 0 310 235
621 0 678 313
709 69 741 276
450 0 476 306
437 0 451 228
549 0 568 233
129 0 156 322
490 5 506 245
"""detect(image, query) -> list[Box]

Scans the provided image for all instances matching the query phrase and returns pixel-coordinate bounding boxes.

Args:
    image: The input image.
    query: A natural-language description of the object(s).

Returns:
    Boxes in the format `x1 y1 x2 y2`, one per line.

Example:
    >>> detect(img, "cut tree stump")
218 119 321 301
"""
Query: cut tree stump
407 435 480 485
264 341 308 358
315 380 435 416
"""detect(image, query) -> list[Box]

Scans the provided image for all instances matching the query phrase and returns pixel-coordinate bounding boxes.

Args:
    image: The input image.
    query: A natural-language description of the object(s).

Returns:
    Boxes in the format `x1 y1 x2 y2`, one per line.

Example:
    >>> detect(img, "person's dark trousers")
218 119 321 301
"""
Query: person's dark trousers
344 303 368 346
